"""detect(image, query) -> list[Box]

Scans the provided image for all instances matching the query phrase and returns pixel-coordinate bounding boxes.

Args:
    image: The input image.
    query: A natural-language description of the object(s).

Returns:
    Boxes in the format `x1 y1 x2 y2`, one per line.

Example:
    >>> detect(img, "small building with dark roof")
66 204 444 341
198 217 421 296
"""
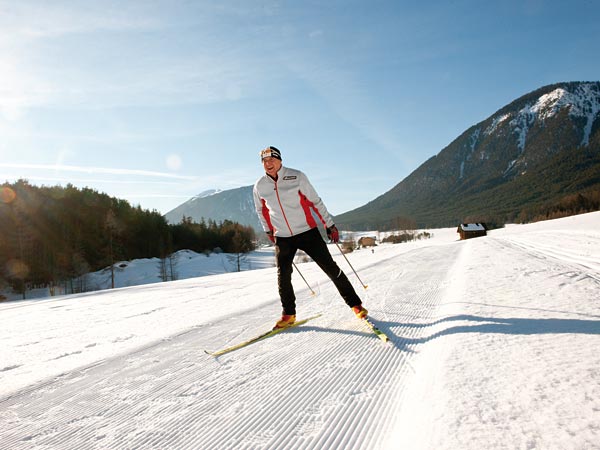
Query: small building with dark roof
457 223 487 240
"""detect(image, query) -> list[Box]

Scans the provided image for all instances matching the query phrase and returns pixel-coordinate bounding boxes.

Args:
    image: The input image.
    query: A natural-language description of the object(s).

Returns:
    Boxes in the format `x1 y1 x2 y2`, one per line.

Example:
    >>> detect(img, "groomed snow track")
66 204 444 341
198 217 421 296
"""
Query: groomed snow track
1 243 464 449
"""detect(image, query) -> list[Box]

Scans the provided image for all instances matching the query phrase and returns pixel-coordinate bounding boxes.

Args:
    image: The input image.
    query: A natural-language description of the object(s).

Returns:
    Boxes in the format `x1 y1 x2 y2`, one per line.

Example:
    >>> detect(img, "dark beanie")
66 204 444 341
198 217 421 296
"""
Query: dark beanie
260 146 282 161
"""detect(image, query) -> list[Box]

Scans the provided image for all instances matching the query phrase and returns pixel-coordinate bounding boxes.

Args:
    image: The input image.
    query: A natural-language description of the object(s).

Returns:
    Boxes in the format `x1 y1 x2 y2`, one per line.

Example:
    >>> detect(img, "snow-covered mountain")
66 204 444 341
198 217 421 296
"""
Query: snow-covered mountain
336 81 600 229
195 188 222 198
164 185 261 230
507 82 600 149
2 212 599 449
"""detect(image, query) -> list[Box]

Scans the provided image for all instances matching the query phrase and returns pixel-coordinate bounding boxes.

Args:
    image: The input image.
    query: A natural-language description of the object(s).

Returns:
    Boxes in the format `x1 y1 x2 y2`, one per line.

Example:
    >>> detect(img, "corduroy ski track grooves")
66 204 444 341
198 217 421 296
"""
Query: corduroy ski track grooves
1 244 463 450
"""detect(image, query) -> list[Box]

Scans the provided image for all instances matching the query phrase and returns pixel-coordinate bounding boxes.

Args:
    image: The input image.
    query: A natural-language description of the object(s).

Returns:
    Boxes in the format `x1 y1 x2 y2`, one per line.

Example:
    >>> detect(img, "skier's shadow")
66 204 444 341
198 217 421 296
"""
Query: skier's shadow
297 322 418 353
287 314 600 354
377 314 600 346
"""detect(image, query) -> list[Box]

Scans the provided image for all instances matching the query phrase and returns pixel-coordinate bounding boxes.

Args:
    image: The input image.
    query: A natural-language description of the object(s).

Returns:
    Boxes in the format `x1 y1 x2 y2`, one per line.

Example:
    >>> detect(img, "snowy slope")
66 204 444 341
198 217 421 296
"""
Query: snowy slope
5 248 278 300
509 83 600 148
1 213 599 449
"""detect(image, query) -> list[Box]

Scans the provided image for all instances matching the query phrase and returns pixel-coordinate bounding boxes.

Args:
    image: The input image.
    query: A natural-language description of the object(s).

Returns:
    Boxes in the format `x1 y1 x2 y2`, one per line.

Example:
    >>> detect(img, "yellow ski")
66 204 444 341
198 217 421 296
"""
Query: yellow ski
205 314 322 357
360 316 389 343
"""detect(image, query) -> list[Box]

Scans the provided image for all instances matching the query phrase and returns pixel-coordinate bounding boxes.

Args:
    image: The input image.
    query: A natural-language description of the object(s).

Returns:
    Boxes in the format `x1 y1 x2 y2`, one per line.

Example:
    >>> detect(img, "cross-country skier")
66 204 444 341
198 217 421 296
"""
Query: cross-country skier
253 145 368 329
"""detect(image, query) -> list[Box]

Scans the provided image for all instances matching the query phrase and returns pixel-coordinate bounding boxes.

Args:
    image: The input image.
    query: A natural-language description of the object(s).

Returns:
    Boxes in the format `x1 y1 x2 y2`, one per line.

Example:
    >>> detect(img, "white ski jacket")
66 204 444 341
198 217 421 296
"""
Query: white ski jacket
253 166 334 238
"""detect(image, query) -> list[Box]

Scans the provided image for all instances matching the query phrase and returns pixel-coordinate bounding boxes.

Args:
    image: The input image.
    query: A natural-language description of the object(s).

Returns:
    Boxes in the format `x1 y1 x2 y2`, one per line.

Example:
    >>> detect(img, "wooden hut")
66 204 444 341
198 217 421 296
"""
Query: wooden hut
457 223 487 240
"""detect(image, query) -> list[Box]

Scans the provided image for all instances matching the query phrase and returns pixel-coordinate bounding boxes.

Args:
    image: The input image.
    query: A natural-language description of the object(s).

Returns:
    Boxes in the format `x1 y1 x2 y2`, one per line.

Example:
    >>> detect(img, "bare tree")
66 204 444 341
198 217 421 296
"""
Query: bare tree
104 209 122 289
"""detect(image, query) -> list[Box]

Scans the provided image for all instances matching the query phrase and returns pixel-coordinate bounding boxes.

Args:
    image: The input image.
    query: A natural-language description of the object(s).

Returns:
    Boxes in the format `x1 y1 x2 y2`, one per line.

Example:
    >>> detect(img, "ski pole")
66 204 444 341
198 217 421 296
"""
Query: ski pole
293 262 316 296
335 242 368 289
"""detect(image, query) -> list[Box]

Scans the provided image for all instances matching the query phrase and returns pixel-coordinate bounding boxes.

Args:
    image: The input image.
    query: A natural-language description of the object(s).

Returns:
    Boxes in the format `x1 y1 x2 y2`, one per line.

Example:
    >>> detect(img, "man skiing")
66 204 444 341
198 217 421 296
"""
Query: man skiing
253 145 368 329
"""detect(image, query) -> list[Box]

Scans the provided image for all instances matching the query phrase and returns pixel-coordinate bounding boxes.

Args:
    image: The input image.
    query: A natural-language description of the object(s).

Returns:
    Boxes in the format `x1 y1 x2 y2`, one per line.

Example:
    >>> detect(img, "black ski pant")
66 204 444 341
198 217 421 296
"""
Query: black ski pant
275 227 362 315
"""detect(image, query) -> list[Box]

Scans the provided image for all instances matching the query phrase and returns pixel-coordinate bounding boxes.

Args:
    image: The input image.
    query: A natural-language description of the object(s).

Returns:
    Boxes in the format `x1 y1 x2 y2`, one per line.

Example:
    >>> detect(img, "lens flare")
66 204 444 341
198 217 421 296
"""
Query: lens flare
5 259 29 280
1 186 16 204
166 154 182 171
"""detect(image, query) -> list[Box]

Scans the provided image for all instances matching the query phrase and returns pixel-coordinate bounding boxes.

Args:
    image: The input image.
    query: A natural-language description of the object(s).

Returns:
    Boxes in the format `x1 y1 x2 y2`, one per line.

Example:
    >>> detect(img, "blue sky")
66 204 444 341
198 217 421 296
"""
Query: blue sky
1 0 599 216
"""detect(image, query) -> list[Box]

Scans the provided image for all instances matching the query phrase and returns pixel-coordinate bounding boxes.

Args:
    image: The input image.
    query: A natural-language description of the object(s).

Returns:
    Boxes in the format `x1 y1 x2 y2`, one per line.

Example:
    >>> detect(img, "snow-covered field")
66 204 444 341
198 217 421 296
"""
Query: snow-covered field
3 247 279 301
1 212 599 449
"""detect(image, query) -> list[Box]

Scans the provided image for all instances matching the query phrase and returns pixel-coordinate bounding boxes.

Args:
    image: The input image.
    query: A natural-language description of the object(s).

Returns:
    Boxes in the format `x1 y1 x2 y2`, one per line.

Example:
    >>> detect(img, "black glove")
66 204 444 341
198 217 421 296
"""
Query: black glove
266 231 275 243
326 225 339 243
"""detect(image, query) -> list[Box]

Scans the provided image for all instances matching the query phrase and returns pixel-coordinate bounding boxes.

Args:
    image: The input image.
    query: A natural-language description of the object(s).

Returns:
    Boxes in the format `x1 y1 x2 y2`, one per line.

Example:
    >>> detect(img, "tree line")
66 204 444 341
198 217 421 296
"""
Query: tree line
515 189 600 223
0 180 256 297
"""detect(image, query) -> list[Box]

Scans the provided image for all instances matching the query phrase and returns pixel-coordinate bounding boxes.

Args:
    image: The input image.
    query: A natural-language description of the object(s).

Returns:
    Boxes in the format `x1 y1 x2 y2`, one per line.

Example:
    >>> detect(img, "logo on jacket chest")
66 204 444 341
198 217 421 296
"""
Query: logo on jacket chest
282 176 297 180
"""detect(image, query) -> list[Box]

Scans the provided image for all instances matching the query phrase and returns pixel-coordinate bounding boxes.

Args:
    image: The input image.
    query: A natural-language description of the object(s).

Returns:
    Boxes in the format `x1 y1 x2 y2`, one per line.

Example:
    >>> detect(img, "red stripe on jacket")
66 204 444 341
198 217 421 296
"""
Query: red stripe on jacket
261 198 275 233
299 190 325 229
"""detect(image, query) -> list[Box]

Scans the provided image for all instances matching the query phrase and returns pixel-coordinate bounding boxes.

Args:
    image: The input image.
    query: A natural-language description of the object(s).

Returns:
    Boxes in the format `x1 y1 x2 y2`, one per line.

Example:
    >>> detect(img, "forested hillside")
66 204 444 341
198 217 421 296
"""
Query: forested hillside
335 82 600 229
0 180 255 296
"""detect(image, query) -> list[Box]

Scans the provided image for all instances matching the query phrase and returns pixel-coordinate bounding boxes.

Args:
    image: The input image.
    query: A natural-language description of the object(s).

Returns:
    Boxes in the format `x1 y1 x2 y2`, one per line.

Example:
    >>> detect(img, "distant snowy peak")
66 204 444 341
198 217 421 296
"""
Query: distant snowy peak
515 83 599 147
194 189 222 200
485 82 600 150
164 185 261 229
526 83 599 121
533 84 600 121
464 82 600 178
